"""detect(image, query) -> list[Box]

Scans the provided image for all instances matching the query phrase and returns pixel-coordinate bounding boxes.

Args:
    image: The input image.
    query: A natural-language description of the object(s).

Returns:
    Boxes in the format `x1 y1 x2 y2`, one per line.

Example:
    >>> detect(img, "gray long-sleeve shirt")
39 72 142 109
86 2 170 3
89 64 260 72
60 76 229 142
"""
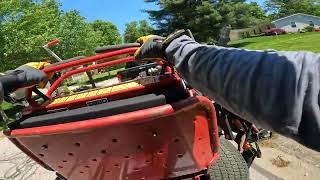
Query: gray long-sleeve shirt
166 35 320 151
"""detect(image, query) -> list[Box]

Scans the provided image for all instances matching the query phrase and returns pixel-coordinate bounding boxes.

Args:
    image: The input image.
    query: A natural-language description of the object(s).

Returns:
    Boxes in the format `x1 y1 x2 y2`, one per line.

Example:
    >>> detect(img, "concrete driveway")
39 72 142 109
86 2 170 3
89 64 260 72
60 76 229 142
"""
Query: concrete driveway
0 136 55 180
0 134 319 180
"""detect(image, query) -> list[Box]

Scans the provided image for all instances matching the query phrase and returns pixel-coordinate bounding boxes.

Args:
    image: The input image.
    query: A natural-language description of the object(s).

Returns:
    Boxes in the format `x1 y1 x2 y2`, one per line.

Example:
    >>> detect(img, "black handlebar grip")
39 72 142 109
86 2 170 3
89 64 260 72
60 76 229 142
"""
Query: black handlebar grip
0 65 47 95
0 70 23 94
186 29 195 41
95 43 141 54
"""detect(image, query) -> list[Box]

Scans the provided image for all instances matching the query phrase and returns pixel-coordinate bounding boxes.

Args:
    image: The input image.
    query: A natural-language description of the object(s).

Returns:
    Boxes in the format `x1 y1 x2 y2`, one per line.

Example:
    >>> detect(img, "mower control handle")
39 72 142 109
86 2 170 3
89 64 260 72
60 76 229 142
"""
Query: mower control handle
0 71 24 95
43 39 63 62
46 39 61 47
95 43 140 54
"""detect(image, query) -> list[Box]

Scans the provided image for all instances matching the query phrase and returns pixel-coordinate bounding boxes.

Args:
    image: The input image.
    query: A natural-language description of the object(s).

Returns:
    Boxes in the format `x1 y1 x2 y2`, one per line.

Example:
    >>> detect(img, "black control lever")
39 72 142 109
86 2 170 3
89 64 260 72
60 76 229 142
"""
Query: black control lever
186 29 195 41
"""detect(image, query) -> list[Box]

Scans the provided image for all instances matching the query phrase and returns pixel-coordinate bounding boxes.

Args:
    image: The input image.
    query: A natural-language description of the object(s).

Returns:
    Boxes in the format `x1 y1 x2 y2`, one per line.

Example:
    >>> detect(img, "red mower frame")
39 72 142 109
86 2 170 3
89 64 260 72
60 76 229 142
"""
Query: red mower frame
4 47 220 180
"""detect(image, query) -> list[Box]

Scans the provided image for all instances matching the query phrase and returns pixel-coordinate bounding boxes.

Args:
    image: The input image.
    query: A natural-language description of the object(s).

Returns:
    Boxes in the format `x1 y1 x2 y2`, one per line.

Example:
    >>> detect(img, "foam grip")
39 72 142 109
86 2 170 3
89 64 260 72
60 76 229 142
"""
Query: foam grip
0 71 21 94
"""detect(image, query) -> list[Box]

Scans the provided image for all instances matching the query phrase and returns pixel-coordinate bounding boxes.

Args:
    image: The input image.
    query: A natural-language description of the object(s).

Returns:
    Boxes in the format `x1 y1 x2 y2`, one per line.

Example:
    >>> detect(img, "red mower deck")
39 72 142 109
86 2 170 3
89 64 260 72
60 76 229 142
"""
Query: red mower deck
4 47 220 180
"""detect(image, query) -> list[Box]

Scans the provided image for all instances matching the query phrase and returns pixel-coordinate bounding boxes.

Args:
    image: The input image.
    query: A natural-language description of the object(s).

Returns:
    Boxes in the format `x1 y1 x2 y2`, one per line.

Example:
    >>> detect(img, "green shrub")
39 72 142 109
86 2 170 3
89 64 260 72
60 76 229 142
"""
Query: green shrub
250 33 265 38
303 26 315 32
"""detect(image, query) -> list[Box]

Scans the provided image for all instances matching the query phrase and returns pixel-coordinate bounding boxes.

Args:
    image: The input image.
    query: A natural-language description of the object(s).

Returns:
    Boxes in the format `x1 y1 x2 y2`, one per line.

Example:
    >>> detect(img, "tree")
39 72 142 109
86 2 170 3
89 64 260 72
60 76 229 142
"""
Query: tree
144 0 268 43
0 0 122 71
266 0 320 19
55 10 99 59
145 0 201 35
231 2 268 28
124 20 154 43
0 0 62 71
0 0 27 68
124 21 139 43
138 20 154 37
90 20 121 46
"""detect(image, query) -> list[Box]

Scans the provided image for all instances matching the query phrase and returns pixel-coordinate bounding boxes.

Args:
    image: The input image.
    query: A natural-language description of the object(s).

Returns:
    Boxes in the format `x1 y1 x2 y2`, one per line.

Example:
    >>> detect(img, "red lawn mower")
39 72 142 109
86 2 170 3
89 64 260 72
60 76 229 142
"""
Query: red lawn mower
0 39 271 180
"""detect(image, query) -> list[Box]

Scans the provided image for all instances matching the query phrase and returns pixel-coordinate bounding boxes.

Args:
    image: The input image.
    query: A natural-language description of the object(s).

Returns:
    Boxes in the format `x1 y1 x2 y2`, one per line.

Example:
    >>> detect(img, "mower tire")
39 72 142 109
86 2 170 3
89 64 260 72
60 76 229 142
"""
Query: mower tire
207 138 249 180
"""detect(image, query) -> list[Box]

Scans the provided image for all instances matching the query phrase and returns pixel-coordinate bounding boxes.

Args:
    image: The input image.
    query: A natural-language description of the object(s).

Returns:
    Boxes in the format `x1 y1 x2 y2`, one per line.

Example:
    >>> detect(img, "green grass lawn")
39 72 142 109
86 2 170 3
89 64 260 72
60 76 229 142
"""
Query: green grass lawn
1 102 21 130
0 102 19 120
1 102 15 111
89 68 123 83
65 68 123 86
228 32 320 53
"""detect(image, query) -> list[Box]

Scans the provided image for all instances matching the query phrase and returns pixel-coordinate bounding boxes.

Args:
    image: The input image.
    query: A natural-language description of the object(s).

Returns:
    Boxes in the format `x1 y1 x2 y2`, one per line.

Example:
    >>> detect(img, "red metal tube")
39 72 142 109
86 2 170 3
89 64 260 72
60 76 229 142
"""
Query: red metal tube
196 96 220 154
46 39 61 47
43 47 138 73
46 57 134 97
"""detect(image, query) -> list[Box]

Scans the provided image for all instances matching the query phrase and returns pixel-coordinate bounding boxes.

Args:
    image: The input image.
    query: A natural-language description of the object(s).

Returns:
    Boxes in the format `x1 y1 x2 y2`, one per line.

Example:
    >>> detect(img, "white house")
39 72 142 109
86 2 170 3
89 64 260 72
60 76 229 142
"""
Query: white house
272 13 320 32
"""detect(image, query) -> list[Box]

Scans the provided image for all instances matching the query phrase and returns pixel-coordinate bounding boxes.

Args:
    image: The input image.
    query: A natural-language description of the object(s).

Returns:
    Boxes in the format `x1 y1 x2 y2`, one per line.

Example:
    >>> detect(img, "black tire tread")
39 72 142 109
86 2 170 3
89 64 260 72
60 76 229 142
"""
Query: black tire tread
208 138 249 180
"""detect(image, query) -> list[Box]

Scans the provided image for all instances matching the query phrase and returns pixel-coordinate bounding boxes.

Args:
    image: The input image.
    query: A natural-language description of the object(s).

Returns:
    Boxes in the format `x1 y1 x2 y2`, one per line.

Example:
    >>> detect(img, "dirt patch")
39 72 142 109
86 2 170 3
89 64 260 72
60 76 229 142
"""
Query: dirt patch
259 132 279 148
254 147 320 180
269 135 320 167
271 155 290 168
258 133 320 167
259 139 278 148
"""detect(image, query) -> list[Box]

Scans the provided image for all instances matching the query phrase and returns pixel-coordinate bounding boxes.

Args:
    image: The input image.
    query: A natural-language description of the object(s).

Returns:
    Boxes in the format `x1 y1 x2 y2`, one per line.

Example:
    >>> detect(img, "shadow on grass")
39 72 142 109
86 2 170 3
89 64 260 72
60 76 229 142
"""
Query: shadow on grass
228 41 255 48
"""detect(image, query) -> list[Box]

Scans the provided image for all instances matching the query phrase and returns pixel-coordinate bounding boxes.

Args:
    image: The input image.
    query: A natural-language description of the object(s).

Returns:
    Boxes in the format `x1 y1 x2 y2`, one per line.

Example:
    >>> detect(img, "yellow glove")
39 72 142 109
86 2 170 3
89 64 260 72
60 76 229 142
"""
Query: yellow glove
134 35 165 61
25 62 51 70
134 30 193 62
136 35 158 45
25 61 53 88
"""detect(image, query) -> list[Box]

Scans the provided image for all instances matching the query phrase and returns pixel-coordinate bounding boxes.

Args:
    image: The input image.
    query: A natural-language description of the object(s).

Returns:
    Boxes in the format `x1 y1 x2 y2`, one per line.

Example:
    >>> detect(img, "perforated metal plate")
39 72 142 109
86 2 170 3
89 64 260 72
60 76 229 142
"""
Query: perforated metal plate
8 97 219 180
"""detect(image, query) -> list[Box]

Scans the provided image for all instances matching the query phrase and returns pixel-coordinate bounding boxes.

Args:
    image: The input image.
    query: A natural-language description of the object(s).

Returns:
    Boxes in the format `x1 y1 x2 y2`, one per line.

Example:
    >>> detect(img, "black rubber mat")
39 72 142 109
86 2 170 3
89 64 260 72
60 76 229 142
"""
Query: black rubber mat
13 94 166 129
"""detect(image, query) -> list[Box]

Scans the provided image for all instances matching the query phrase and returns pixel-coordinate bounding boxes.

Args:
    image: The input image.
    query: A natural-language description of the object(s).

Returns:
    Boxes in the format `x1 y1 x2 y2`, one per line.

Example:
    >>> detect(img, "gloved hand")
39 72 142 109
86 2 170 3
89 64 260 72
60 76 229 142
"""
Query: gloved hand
0 62 49 95
134 30 193 62
22 62 53 88
134 35 165 61
17 63 51 89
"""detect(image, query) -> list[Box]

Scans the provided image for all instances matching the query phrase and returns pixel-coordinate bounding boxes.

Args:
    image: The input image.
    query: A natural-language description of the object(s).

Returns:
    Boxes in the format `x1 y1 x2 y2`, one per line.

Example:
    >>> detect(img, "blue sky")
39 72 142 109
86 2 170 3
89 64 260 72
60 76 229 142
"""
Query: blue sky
59 0 265 35
59 0 158 34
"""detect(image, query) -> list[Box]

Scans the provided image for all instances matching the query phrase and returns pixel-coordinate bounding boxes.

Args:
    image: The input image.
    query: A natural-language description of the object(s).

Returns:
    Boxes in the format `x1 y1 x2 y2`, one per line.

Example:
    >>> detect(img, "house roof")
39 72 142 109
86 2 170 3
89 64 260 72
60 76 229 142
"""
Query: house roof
272 13 320 23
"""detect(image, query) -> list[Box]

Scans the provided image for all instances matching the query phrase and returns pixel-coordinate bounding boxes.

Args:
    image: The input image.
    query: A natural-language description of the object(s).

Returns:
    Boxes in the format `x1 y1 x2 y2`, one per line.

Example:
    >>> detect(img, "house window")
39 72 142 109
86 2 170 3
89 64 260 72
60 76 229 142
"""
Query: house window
291 22 297 28
309 21 314 27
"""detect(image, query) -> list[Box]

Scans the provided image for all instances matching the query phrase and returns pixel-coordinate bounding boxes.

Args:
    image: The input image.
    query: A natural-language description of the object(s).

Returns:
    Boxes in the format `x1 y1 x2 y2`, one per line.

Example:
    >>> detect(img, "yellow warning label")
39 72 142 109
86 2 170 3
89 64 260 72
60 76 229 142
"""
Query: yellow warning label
48 77 157 106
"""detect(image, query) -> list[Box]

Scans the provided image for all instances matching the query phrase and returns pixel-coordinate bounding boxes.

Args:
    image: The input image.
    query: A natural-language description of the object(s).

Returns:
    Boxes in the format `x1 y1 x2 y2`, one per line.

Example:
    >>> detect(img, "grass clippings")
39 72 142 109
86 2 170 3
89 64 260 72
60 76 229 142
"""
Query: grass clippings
271 155 290 168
